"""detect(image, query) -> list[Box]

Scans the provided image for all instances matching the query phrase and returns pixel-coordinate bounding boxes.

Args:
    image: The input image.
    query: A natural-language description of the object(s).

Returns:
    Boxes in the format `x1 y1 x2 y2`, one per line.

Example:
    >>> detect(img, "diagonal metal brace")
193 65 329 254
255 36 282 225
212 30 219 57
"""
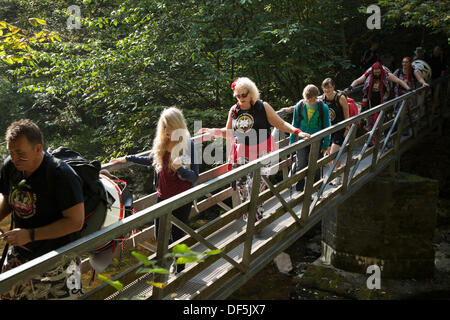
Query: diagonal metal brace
348 110 385 186
261 175 303 226
309 124 356 213
170 215 246 273
378 100 405 161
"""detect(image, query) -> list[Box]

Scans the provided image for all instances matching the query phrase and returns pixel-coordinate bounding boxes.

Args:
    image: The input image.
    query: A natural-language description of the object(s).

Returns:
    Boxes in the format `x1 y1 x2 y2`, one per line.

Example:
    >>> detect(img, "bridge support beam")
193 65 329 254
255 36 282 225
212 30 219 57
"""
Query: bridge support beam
322 172 439 279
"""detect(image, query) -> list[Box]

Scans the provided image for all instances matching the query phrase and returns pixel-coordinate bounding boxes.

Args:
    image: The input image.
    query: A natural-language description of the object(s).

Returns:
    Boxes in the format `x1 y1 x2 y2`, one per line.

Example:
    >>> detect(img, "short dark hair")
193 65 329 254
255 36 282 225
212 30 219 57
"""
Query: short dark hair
322 78 335 88
6 119 44 146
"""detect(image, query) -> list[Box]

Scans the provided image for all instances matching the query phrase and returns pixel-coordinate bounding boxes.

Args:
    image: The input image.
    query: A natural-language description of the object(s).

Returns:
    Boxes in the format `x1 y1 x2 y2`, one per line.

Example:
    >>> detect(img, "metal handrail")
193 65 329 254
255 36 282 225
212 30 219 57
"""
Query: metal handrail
0 76 447 296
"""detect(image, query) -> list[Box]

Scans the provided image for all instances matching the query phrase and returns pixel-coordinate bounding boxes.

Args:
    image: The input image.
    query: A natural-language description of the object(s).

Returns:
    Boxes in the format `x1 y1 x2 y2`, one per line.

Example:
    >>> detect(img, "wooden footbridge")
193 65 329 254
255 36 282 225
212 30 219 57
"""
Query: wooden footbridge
0 77 448 300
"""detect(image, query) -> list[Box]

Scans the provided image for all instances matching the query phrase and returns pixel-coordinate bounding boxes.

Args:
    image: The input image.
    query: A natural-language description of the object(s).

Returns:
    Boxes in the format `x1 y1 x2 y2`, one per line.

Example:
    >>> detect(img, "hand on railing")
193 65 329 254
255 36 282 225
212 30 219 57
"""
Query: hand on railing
296 130 311 141
197 128 221 137
344 86 353 95
279 106 295 114
109 157 126 164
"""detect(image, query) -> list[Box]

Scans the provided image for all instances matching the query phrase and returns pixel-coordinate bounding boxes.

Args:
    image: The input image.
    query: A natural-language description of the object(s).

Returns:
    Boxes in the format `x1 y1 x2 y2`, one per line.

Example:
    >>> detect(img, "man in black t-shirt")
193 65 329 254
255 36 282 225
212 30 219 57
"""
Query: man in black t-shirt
0 119 85 300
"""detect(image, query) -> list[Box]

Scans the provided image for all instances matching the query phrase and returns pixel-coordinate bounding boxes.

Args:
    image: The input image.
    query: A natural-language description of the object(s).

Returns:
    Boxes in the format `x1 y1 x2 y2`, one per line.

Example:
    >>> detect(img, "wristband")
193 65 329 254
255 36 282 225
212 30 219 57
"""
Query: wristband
293 129 301 136
28 228 35 242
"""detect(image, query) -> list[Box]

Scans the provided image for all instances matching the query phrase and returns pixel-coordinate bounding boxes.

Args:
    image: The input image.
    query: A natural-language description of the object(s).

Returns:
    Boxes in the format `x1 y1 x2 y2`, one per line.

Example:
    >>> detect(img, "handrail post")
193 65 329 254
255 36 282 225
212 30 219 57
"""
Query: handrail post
394 100 407 172
152 212 172 300
342 124 357 192
301 140 321 219
432 82 441 119
278 131 289 180
371 111 385 170
241 168 261 271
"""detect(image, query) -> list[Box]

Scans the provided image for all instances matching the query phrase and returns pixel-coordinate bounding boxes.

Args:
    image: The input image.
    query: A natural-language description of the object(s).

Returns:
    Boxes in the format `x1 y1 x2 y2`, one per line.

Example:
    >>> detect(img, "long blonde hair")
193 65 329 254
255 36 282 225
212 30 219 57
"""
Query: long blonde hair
152 107 191 173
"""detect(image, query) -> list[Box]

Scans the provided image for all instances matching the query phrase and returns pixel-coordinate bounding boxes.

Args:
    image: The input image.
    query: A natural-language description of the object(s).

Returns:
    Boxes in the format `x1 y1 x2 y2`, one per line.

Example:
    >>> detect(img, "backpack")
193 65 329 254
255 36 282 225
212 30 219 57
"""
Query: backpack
47 147 108 230
47 147 135 274
334 91 361 128
296 99 325 129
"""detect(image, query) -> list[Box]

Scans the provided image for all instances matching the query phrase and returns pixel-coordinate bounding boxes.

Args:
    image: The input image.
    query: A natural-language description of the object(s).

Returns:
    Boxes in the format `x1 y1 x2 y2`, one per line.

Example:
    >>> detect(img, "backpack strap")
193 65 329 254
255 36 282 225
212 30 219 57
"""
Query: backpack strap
297 99 325 129
318 101 324 129
296 99 305 122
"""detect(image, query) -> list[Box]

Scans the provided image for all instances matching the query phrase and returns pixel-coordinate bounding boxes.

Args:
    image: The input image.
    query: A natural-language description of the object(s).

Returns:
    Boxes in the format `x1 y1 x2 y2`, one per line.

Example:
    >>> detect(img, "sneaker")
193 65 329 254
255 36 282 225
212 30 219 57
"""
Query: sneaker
330 175 342 186
169 259 176 273
242 213 248 223
256 206 264 221
176 263 185 273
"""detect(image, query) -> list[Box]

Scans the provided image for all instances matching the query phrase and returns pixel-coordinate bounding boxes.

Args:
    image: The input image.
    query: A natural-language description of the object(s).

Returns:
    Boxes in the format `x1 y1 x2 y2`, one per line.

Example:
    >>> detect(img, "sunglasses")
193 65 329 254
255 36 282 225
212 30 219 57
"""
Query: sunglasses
236 91 249 99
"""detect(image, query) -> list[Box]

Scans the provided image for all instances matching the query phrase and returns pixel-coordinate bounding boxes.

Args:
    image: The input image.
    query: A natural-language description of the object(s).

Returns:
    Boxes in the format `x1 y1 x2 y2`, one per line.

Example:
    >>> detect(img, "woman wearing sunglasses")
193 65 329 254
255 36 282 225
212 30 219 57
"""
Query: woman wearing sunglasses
198 77 309 222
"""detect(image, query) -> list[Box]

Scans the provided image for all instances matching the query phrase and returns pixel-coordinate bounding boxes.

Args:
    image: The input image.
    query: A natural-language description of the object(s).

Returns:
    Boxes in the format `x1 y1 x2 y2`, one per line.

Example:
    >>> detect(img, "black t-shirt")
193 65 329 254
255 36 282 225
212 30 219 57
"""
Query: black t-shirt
0 152 84 261
231 100 272 146
322 92 345 125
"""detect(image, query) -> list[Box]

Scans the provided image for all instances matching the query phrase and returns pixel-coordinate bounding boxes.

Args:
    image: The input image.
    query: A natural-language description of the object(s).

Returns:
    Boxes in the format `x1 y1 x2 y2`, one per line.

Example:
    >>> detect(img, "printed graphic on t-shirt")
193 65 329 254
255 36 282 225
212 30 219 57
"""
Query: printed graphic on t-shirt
235 113 254 133
373 80 380 92
9 185 36 219
329 107 336 122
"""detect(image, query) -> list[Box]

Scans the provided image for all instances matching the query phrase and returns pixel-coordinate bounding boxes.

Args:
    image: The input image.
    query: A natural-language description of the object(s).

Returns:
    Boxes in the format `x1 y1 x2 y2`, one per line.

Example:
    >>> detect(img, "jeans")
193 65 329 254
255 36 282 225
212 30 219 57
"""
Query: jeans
295 145 322 191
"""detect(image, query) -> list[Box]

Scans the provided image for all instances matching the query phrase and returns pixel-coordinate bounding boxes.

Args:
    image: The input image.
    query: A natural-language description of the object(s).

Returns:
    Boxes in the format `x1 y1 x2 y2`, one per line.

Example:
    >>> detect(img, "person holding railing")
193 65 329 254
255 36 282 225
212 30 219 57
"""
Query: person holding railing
393 56 429 114
281 84 331 192
320 78 350 185
346 62 411 144
197 77 310 222
0 119 85 300
110 107 199 273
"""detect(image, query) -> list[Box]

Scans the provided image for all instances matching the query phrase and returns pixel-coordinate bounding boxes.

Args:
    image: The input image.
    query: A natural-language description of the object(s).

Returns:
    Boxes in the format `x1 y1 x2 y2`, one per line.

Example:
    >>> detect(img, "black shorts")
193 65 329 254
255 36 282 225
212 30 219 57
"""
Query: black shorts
331 128 345 146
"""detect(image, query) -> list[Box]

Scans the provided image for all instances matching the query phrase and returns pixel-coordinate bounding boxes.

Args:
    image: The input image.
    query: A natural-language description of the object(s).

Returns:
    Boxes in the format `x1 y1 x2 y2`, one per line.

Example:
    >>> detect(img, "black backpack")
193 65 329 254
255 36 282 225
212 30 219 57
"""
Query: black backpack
47 146 135 235
47 147 107 224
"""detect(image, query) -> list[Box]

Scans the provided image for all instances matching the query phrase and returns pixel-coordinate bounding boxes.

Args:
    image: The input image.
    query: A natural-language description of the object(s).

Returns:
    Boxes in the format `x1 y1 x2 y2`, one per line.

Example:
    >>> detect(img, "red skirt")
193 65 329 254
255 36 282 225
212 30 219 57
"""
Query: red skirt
228 136 278 171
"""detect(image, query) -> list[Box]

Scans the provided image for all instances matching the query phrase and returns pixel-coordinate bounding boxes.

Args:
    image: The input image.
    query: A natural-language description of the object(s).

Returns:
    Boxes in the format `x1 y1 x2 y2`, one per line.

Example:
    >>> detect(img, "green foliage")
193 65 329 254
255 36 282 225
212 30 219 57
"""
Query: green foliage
97 274 124 291
1 0 445 162
377 0 450 40
1 0 359 161
98 244 222 296
0 19 61 66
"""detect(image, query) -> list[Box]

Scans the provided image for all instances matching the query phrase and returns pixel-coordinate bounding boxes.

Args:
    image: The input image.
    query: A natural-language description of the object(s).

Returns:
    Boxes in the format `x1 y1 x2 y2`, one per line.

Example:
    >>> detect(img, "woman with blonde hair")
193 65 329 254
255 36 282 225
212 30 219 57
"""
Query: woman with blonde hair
198 77 310 222
110 107 199 272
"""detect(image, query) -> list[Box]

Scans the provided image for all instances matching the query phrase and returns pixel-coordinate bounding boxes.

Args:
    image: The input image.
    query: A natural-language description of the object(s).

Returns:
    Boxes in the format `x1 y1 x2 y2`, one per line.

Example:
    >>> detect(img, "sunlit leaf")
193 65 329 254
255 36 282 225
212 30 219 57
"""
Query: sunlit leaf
97 274 124 291
175 256 203 264
131 251 153 266
205 249 222 255
35 18 47 26
137 267 169 274
146 281 166 288
28 18 38 27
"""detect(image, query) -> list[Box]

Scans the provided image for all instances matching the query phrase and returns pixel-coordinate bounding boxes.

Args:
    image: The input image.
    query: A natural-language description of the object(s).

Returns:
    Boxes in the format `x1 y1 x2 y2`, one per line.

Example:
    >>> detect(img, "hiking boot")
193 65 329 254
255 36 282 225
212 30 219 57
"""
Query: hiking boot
330 175 342 186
